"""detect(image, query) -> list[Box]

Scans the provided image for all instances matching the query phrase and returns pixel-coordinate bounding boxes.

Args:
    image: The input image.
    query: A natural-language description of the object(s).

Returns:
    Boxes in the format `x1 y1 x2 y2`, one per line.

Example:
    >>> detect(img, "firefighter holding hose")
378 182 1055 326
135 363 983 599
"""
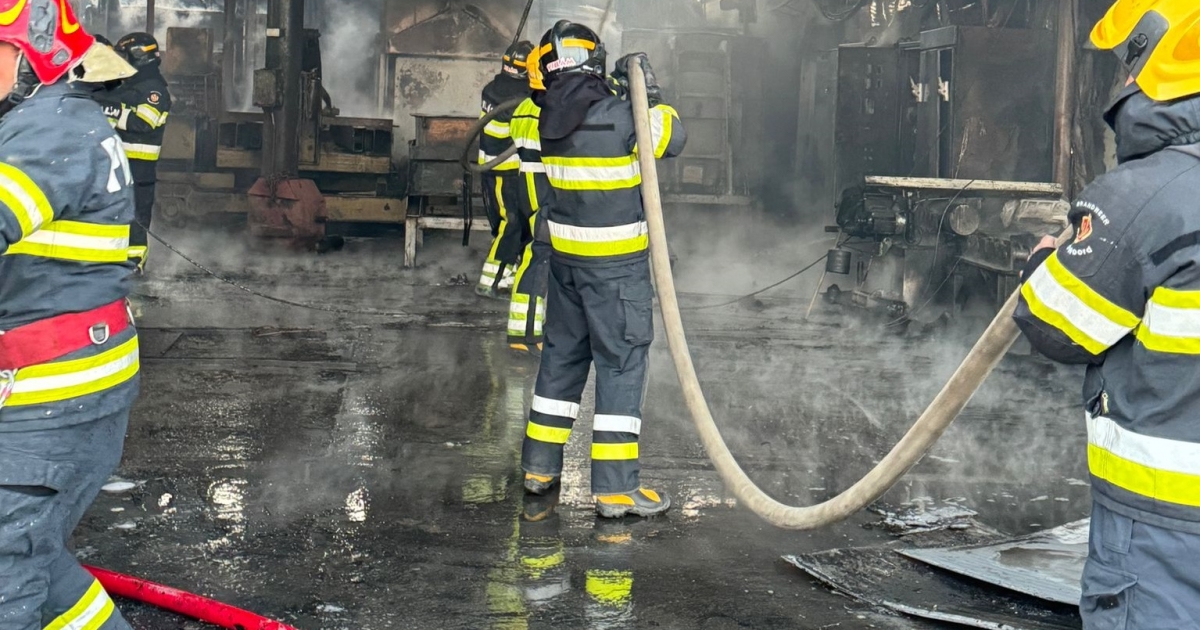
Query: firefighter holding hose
476 41 533 299
0 1 140 628
1015 1 1200 626
519 21 686 518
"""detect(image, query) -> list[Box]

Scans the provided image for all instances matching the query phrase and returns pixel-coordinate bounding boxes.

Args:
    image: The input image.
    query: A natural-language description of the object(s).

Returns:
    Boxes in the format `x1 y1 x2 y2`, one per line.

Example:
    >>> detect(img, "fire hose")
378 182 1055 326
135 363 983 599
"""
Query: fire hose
459 98 524 175
627 64 1071 529
462 65 1070 530
86 566 297 630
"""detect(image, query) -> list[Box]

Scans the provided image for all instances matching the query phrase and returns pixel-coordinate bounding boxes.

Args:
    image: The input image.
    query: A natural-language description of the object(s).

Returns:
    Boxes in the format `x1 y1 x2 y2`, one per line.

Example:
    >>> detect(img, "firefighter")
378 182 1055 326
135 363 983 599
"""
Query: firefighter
0 1 140 628
507 56 554 357
519 21 686 518
1014 2 1200 626
477 41 534 299
111 32 171 271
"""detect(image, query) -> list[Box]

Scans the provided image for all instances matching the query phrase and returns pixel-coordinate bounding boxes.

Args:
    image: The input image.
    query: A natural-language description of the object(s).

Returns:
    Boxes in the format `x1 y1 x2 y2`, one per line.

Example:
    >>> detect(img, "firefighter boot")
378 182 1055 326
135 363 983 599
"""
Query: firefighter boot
524 472 559 496
595 488 671 519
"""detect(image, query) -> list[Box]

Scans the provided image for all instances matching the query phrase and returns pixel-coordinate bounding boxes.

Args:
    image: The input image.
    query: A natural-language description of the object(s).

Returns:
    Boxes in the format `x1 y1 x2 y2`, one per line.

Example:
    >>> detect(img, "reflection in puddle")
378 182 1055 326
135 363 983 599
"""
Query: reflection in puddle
345 486 369 523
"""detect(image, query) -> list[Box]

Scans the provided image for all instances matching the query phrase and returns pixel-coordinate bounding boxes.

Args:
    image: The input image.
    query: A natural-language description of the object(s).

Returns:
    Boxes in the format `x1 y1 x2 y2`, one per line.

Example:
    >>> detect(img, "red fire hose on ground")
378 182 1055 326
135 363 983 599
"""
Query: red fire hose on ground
86 566 298 630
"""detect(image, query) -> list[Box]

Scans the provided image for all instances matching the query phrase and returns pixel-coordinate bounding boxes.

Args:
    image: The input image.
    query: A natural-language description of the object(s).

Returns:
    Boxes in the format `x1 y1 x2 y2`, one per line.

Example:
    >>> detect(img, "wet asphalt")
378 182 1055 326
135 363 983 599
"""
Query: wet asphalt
75 223 1090 629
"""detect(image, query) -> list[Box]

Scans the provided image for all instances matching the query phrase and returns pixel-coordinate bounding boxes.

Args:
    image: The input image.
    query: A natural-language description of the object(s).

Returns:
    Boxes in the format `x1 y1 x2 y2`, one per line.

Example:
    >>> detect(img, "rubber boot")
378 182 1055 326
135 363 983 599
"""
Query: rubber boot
524 472 559 496
595 488 671 519
510 342 543 361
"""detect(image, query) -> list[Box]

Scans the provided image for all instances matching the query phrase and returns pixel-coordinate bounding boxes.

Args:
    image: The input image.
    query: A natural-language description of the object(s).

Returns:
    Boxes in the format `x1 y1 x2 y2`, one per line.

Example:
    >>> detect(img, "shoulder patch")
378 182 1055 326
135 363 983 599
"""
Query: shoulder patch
148 91 161 104
1074 214 1093 244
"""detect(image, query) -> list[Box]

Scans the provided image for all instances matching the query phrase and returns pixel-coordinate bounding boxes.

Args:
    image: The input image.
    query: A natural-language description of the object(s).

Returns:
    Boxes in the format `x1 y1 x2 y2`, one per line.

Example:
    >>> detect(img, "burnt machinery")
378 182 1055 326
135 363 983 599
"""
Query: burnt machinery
822 26 1068 325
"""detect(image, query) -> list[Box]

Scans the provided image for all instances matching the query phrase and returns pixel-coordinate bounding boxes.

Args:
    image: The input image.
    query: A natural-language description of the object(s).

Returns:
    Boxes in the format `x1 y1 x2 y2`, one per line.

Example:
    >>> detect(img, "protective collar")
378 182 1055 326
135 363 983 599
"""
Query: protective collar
539 73 612 141
1105 82 1200 164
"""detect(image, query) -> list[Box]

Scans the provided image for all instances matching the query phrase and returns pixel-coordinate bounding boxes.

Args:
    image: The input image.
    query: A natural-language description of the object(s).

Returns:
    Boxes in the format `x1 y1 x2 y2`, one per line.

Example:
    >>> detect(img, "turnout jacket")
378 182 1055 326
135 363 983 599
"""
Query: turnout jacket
1015 88 1200 534
103 67 171 181
510 95 555 225
478 73 530 173
0 81 139 410
537 74 686 267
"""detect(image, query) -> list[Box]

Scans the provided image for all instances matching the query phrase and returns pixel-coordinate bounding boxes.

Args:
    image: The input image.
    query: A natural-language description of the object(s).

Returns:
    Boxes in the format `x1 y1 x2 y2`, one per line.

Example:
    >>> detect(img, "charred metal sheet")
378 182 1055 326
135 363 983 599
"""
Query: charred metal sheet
784 543 1081 629
900 520 1089 606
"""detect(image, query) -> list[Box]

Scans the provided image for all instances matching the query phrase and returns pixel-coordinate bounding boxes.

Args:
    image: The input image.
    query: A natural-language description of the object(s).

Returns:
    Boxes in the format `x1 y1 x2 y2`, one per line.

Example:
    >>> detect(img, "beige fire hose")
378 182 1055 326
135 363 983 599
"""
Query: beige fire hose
629 64 1070 529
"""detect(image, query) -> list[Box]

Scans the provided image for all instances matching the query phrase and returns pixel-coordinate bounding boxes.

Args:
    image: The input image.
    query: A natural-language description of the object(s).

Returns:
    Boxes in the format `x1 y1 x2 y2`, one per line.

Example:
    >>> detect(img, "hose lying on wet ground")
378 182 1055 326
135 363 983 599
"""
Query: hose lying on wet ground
628 64 1070 530
86 566 297 630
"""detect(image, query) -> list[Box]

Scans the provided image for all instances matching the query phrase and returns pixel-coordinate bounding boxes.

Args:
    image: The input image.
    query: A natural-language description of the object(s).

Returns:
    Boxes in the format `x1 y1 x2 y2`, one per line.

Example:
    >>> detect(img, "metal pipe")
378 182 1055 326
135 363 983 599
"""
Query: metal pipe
513 0 534 46
274 0 304 176
1053 0 1078 195
146 0 155 34
223 0 238 111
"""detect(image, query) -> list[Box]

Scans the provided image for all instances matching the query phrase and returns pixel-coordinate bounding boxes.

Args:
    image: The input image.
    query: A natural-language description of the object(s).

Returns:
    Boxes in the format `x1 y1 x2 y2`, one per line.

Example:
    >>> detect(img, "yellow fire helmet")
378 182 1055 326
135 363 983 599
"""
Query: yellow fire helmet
527 42 551 91
1090 0 1200 102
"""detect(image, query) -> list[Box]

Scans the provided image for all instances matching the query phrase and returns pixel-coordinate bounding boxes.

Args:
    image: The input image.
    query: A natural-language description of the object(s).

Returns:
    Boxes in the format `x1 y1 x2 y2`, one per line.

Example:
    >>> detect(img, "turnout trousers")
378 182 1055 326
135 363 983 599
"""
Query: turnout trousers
1082 500 1200 629
508 212 550 347
0 382 138 630
479 173 525 293
129 160 157 270
521 257 654 495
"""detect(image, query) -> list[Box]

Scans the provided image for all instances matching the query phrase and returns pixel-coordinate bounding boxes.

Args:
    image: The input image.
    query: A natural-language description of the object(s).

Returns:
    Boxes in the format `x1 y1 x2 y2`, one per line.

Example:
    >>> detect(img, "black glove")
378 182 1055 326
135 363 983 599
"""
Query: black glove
613 53 662 106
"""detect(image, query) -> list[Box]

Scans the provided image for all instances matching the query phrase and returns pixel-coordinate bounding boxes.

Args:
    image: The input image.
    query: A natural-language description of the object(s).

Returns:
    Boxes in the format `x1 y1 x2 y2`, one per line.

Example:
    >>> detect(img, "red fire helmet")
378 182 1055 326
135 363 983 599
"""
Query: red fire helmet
0 0 95 84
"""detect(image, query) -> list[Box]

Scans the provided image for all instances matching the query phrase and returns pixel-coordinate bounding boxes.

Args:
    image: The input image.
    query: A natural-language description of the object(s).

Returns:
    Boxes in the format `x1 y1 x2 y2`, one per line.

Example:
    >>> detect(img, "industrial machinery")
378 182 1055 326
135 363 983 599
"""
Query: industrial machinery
822 26 1068 326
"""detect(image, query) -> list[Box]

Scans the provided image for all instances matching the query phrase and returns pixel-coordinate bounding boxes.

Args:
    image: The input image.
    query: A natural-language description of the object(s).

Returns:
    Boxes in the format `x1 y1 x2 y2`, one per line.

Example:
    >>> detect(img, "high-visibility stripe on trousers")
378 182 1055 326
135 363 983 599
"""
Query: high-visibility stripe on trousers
0 390 137 630
508 226 550 346
479 174 525 293
521 258 654 494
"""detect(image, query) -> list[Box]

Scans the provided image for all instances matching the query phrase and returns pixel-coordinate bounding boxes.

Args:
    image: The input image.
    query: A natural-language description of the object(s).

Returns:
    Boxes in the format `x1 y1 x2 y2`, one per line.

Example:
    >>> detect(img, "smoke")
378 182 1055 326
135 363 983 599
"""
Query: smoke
310 0 383 119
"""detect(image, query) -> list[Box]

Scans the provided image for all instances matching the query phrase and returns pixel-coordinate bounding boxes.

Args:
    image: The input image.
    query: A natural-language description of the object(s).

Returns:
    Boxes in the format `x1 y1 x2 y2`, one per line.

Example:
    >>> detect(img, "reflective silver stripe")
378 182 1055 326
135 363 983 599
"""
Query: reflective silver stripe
484 120 510 138
1143 299 1200 338
532 395 579 419
1024 262 1133 348
514 136 542 151
520 162 545 174
12 346 139 396
478 151 521 168
547 221 647 243
593 414 641 435
47 579 115 630
542 161 640 185
124 142 162 158
1088 414 1200 476
0 166 51 234
20 228 128 252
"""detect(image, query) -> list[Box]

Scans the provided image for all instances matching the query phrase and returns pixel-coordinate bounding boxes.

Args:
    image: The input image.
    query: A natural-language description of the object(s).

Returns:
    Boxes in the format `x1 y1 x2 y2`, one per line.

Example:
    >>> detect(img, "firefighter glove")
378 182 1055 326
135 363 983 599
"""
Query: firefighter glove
613 53 662 105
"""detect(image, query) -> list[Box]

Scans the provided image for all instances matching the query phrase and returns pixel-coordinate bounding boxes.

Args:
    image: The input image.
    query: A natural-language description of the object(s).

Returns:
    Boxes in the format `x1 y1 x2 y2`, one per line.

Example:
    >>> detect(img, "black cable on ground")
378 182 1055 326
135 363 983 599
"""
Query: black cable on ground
680 253 827 311
143 227 415 318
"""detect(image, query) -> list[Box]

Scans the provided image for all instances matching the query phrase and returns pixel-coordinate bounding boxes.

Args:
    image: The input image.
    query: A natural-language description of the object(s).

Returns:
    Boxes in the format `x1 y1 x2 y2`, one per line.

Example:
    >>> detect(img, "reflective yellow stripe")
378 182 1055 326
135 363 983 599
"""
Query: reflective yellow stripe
45 579 115 630
484 120 511 139
592 442 638 461
1088 414 1200 506
543 155 641 192
526 421 571 444
1020 252 1139 354
0 162 53 239
651 106 675 159
562 38 596 51
586 570 633 606
1042 254 1139 328
6 220 130 263
1089 444 1200 507
135 103 168 128
124 142 161 161
128 245 148 261
548 221 649 258
477 151 520 170
521 550 565 570
1135 287 1200 354
8 336 140 407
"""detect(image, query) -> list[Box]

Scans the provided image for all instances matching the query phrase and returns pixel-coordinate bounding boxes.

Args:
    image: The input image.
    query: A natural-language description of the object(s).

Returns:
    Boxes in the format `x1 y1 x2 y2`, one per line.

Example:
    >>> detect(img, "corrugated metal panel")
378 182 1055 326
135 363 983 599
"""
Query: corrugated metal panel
900 520 1089 606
